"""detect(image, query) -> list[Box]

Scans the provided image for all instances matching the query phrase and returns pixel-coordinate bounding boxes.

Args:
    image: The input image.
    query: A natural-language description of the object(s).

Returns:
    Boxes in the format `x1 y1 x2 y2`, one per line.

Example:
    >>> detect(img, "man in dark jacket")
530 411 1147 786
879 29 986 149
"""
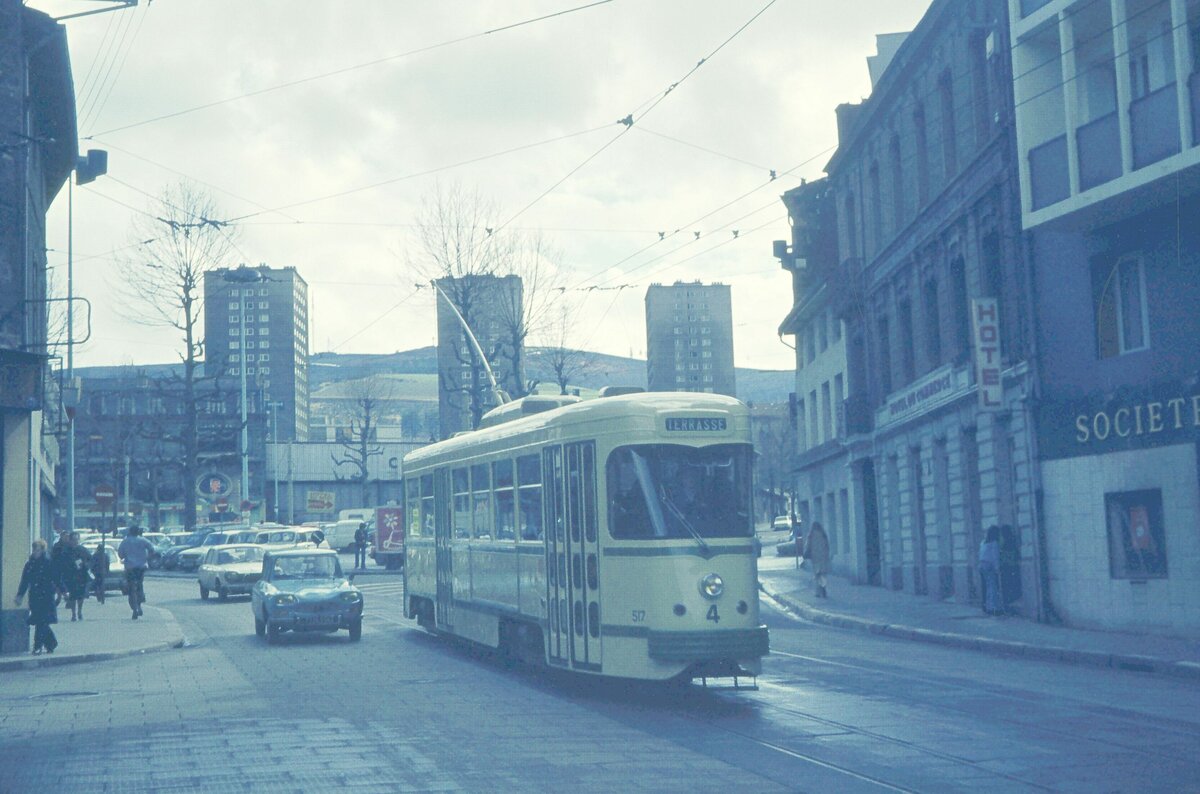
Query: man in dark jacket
353 523 369 571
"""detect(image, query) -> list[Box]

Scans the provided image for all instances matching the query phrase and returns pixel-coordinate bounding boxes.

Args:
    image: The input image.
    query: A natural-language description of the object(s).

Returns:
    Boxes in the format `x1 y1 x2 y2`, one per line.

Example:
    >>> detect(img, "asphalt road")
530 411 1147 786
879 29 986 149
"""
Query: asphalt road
1 575 1198 793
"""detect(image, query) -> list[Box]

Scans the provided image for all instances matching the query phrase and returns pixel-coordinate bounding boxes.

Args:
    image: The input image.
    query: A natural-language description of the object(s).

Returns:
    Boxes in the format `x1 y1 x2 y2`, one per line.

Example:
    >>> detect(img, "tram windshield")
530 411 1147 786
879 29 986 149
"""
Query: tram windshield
607 444 752 540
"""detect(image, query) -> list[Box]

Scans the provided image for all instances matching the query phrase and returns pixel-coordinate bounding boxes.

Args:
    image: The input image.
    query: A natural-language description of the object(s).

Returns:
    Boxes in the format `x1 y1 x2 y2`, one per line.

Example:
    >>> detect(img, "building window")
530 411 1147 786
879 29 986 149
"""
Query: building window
809 390 819 445
923 278 942 366
1095 255 1150 358
818 313 828 352
228 301 238 310
914 103 930 205
259 288 268 296
259 301 269 309
868 161 883 251
939 70 958 178
259 314 269 323
843 192 859 258
833 374 844 438
889 135 904 230
950 256 970 359
1106 489 1167 579
898 297 915 384
877 315 892 397
230 354 241 363
821 381 832 441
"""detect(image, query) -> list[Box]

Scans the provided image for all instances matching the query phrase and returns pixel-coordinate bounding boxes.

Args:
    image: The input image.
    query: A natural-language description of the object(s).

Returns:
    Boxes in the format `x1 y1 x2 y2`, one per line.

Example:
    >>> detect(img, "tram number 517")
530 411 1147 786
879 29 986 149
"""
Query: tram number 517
706 605 720 623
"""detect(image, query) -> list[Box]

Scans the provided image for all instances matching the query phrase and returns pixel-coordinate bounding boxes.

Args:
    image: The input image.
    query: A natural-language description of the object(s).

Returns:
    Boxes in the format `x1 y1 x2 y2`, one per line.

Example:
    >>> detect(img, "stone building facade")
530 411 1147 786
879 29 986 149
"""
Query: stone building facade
802 0 1046 614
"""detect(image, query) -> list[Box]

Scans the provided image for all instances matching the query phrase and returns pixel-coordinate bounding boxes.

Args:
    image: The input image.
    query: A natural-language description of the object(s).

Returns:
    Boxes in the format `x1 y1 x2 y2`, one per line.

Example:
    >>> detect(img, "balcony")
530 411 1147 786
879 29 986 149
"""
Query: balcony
1076 112 1121 191
1130 83 1180 170
1028 134 1070 209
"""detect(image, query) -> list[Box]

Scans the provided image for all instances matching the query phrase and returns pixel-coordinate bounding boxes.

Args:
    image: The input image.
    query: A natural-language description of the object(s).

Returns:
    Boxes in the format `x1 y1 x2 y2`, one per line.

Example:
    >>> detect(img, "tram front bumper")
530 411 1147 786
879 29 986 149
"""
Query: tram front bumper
647 626 769 662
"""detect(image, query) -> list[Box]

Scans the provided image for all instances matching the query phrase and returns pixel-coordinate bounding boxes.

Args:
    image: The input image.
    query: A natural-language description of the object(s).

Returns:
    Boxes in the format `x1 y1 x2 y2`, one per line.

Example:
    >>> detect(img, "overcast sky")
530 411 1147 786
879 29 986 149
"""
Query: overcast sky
34 0 933 371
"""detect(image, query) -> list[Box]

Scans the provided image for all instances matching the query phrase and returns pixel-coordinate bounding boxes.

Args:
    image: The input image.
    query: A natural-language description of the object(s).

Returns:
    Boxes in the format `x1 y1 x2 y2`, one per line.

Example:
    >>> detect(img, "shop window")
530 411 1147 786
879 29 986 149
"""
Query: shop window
1106 489 1167 579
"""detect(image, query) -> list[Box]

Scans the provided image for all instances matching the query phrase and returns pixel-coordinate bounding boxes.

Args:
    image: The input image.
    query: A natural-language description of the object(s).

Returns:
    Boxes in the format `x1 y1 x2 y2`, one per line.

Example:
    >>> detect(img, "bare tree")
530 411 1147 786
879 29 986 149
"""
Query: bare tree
542 302 592 395
492 231 563 398
331 375 398 507
117 182 234 532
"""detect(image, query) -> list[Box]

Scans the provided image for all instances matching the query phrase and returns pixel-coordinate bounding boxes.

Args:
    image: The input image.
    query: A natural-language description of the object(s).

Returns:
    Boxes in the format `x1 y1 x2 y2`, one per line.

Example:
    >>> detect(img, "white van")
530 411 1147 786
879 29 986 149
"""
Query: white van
324 519 366 552
337 508 372 523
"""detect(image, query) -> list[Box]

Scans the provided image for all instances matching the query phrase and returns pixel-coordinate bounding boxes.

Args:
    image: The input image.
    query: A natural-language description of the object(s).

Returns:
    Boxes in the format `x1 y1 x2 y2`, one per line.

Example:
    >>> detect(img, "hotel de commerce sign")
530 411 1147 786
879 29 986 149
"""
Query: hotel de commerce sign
1038 381 1200 460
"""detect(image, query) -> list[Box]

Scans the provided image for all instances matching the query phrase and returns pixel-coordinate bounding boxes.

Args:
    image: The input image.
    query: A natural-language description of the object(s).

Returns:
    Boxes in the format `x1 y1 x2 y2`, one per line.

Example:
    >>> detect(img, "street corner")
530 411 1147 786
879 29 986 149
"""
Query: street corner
0 602 186 673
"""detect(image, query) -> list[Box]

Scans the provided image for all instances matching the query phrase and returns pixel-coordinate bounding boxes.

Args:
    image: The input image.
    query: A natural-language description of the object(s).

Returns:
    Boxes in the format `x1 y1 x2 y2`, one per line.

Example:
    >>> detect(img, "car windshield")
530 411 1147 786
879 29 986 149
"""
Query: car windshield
218 547 264 565
269 532 295 543
607 444 753 540
270 555 341 580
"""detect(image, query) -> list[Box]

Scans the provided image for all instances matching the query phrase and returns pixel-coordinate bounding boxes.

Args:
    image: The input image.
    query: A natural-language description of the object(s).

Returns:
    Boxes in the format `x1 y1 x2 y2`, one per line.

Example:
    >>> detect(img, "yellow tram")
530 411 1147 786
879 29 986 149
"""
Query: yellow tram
401 390 768 682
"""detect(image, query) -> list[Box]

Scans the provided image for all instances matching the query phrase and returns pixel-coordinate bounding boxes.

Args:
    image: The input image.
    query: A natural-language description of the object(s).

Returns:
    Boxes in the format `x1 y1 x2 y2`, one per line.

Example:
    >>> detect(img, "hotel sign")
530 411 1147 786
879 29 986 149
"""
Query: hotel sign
971 298 1002 411
1037 381 1200 460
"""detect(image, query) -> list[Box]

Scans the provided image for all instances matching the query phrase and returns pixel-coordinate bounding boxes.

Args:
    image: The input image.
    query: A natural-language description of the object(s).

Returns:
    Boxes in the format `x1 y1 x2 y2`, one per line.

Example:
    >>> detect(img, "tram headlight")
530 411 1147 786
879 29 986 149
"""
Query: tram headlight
699 573 724 599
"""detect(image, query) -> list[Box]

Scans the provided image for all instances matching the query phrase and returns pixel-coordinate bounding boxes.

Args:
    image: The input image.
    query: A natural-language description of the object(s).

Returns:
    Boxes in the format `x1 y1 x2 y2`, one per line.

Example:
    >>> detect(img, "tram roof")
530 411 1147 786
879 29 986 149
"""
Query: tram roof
405 392 748 467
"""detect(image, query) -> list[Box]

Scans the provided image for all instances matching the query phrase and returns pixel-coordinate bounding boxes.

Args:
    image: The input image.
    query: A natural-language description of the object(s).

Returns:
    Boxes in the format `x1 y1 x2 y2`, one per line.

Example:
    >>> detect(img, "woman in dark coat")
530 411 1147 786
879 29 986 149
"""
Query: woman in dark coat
91 543 110 604
14 539 61 654
60 532 92 621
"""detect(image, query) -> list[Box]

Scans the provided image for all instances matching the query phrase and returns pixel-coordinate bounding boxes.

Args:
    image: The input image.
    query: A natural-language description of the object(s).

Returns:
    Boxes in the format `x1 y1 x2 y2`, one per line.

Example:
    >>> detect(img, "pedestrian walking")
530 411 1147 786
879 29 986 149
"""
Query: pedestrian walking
802 521 831 599
117 526 155 620
91 542 110 604
59 532 92 621
978 525 1002 616
353 522 369 571
13 539 61 655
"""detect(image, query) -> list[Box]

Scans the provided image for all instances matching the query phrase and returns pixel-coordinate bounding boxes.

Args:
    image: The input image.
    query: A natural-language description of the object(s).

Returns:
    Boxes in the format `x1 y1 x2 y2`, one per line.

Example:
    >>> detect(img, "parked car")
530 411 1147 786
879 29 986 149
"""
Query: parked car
251 549 363 643
771 515 795 531
198 544 267 601
254 529 315 552
227 529 262 545
91 544 126 593
294 528 328 549
177 530 246 572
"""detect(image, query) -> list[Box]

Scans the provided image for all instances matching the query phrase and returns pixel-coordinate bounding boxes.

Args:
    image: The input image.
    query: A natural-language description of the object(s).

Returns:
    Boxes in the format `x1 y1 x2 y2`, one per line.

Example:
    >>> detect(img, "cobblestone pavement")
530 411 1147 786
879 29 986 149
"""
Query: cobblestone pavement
1 577 1198 792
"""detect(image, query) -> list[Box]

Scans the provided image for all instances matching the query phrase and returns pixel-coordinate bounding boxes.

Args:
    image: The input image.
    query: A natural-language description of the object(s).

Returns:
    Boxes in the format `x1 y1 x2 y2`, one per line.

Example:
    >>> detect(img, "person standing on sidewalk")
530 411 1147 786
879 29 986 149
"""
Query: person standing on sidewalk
353 523 369 571
978 525 1002 616
91 542 109 604
59 532 92 622
803 521 831 599
14 539 61 655
118 526 155 620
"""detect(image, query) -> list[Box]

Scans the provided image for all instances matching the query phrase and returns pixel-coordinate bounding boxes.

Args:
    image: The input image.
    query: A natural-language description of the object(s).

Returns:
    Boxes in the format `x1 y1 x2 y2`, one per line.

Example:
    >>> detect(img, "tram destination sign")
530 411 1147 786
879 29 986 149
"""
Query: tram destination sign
665 417 727 432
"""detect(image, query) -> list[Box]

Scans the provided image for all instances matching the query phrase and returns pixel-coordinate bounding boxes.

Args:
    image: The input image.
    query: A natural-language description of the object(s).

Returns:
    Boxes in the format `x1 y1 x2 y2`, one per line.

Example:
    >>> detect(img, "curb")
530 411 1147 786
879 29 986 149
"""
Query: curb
760 582 1200 682
0 606 187 673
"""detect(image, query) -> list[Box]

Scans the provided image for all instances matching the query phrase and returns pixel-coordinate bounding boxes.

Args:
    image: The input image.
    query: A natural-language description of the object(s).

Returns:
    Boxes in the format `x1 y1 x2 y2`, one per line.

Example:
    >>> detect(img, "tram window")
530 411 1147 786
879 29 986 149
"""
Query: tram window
451 468 471 539
582 444 597 543
606 444 753 540
567 446 583 543
405 478 422 538
493 459 516 540
419 474 435 538
517 454 543 541
471 463 492 539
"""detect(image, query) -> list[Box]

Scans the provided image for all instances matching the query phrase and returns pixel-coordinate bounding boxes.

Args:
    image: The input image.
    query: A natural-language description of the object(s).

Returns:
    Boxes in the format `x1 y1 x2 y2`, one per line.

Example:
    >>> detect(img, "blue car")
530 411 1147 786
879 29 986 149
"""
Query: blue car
250 549 363 644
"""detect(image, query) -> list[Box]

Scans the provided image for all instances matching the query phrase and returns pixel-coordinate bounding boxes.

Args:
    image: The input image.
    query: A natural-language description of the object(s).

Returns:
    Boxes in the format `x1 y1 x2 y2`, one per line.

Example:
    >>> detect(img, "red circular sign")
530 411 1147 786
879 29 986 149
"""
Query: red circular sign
94 484 116 504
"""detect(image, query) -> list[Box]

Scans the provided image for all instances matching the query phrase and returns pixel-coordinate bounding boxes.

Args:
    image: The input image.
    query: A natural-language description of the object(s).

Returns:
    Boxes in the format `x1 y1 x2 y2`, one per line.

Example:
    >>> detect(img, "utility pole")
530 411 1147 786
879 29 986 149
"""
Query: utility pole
122 453 131 527
287 440 295 524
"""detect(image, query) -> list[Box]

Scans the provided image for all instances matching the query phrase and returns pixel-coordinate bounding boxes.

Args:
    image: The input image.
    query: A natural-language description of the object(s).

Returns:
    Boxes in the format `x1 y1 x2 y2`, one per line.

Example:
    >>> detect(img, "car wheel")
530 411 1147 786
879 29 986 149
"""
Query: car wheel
255 615 265 637
199 583 209 600
217 584 228 602
267 621 283 644
348 619 362 641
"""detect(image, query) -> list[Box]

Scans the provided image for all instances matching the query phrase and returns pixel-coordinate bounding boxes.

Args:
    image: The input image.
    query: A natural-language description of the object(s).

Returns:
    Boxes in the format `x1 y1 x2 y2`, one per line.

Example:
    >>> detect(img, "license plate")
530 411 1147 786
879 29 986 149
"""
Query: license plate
296 615 338 627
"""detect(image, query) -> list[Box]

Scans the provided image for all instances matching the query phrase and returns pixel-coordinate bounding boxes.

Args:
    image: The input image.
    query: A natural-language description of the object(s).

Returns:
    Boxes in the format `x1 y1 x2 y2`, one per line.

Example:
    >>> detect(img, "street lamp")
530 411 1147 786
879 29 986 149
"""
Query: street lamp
267 400 284 521
66 149 107 534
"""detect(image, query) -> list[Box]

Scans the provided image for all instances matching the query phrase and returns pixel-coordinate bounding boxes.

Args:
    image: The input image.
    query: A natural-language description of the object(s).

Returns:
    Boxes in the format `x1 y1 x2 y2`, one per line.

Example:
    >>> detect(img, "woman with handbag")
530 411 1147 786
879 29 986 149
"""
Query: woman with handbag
13 539 62 654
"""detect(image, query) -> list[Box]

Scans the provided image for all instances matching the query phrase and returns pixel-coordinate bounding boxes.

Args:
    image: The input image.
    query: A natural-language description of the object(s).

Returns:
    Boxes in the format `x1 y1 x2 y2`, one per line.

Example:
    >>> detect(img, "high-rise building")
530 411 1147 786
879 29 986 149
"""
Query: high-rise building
644 281 736 396
203 265 310 441
435 274 523 438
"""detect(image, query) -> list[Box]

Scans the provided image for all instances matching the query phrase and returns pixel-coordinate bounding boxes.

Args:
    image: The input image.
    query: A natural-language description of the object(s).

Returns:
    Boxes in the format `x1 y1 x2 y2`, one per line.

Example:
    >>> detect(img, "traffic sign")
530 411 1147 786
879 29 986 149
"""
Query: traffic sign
94 484 116 506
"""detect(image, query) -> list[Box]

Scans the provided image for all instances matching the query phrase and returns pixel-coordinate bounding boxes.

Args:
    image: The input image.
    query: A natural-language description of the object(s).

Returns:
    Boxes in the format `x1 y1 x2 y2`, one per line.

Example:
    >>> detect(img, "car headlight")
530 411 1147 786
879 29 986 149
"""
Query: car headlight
699 573 724 599
273 594 297 606
339 592 362 603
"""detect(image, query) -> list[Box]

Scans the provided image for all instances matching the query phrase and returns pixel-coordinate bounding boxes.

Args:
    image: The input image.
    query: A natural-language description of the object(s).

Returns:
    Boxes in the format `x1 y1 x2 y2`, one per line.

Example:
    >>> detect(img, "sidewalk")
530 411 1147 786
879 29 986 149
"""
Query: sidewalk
0 596 185 672
758 555 1200 681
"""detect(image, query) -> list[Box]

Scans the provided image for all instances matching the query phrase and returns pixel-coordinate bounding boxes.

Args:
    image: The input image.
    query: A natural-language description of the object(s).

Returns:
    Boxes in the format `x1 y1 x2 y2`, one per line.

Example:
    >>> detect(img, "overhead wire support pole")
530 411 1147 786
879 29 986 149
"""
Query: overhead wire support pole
429 281 509 408
54 0 138 23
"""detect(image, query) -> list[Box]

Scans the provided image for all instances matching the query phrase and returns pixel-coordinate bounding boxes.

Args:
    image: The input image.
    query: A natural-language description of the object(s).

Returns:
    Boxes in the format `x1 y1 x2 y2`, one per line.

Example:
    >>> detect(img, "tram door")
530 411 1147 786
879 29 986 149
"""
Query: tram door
432 470 454 630
544 447 568 665
545 442 601 670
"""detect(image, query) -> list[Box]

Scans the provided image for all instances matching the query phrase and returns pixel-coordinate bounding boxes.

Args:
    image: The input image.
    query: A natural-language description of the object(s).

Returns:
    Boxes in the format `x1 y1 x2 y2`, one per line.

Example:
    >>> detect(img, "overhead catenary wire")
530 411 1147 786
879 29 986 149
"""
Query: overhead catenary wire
80 2 152 134
77 6 138 131
86 0 616 139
